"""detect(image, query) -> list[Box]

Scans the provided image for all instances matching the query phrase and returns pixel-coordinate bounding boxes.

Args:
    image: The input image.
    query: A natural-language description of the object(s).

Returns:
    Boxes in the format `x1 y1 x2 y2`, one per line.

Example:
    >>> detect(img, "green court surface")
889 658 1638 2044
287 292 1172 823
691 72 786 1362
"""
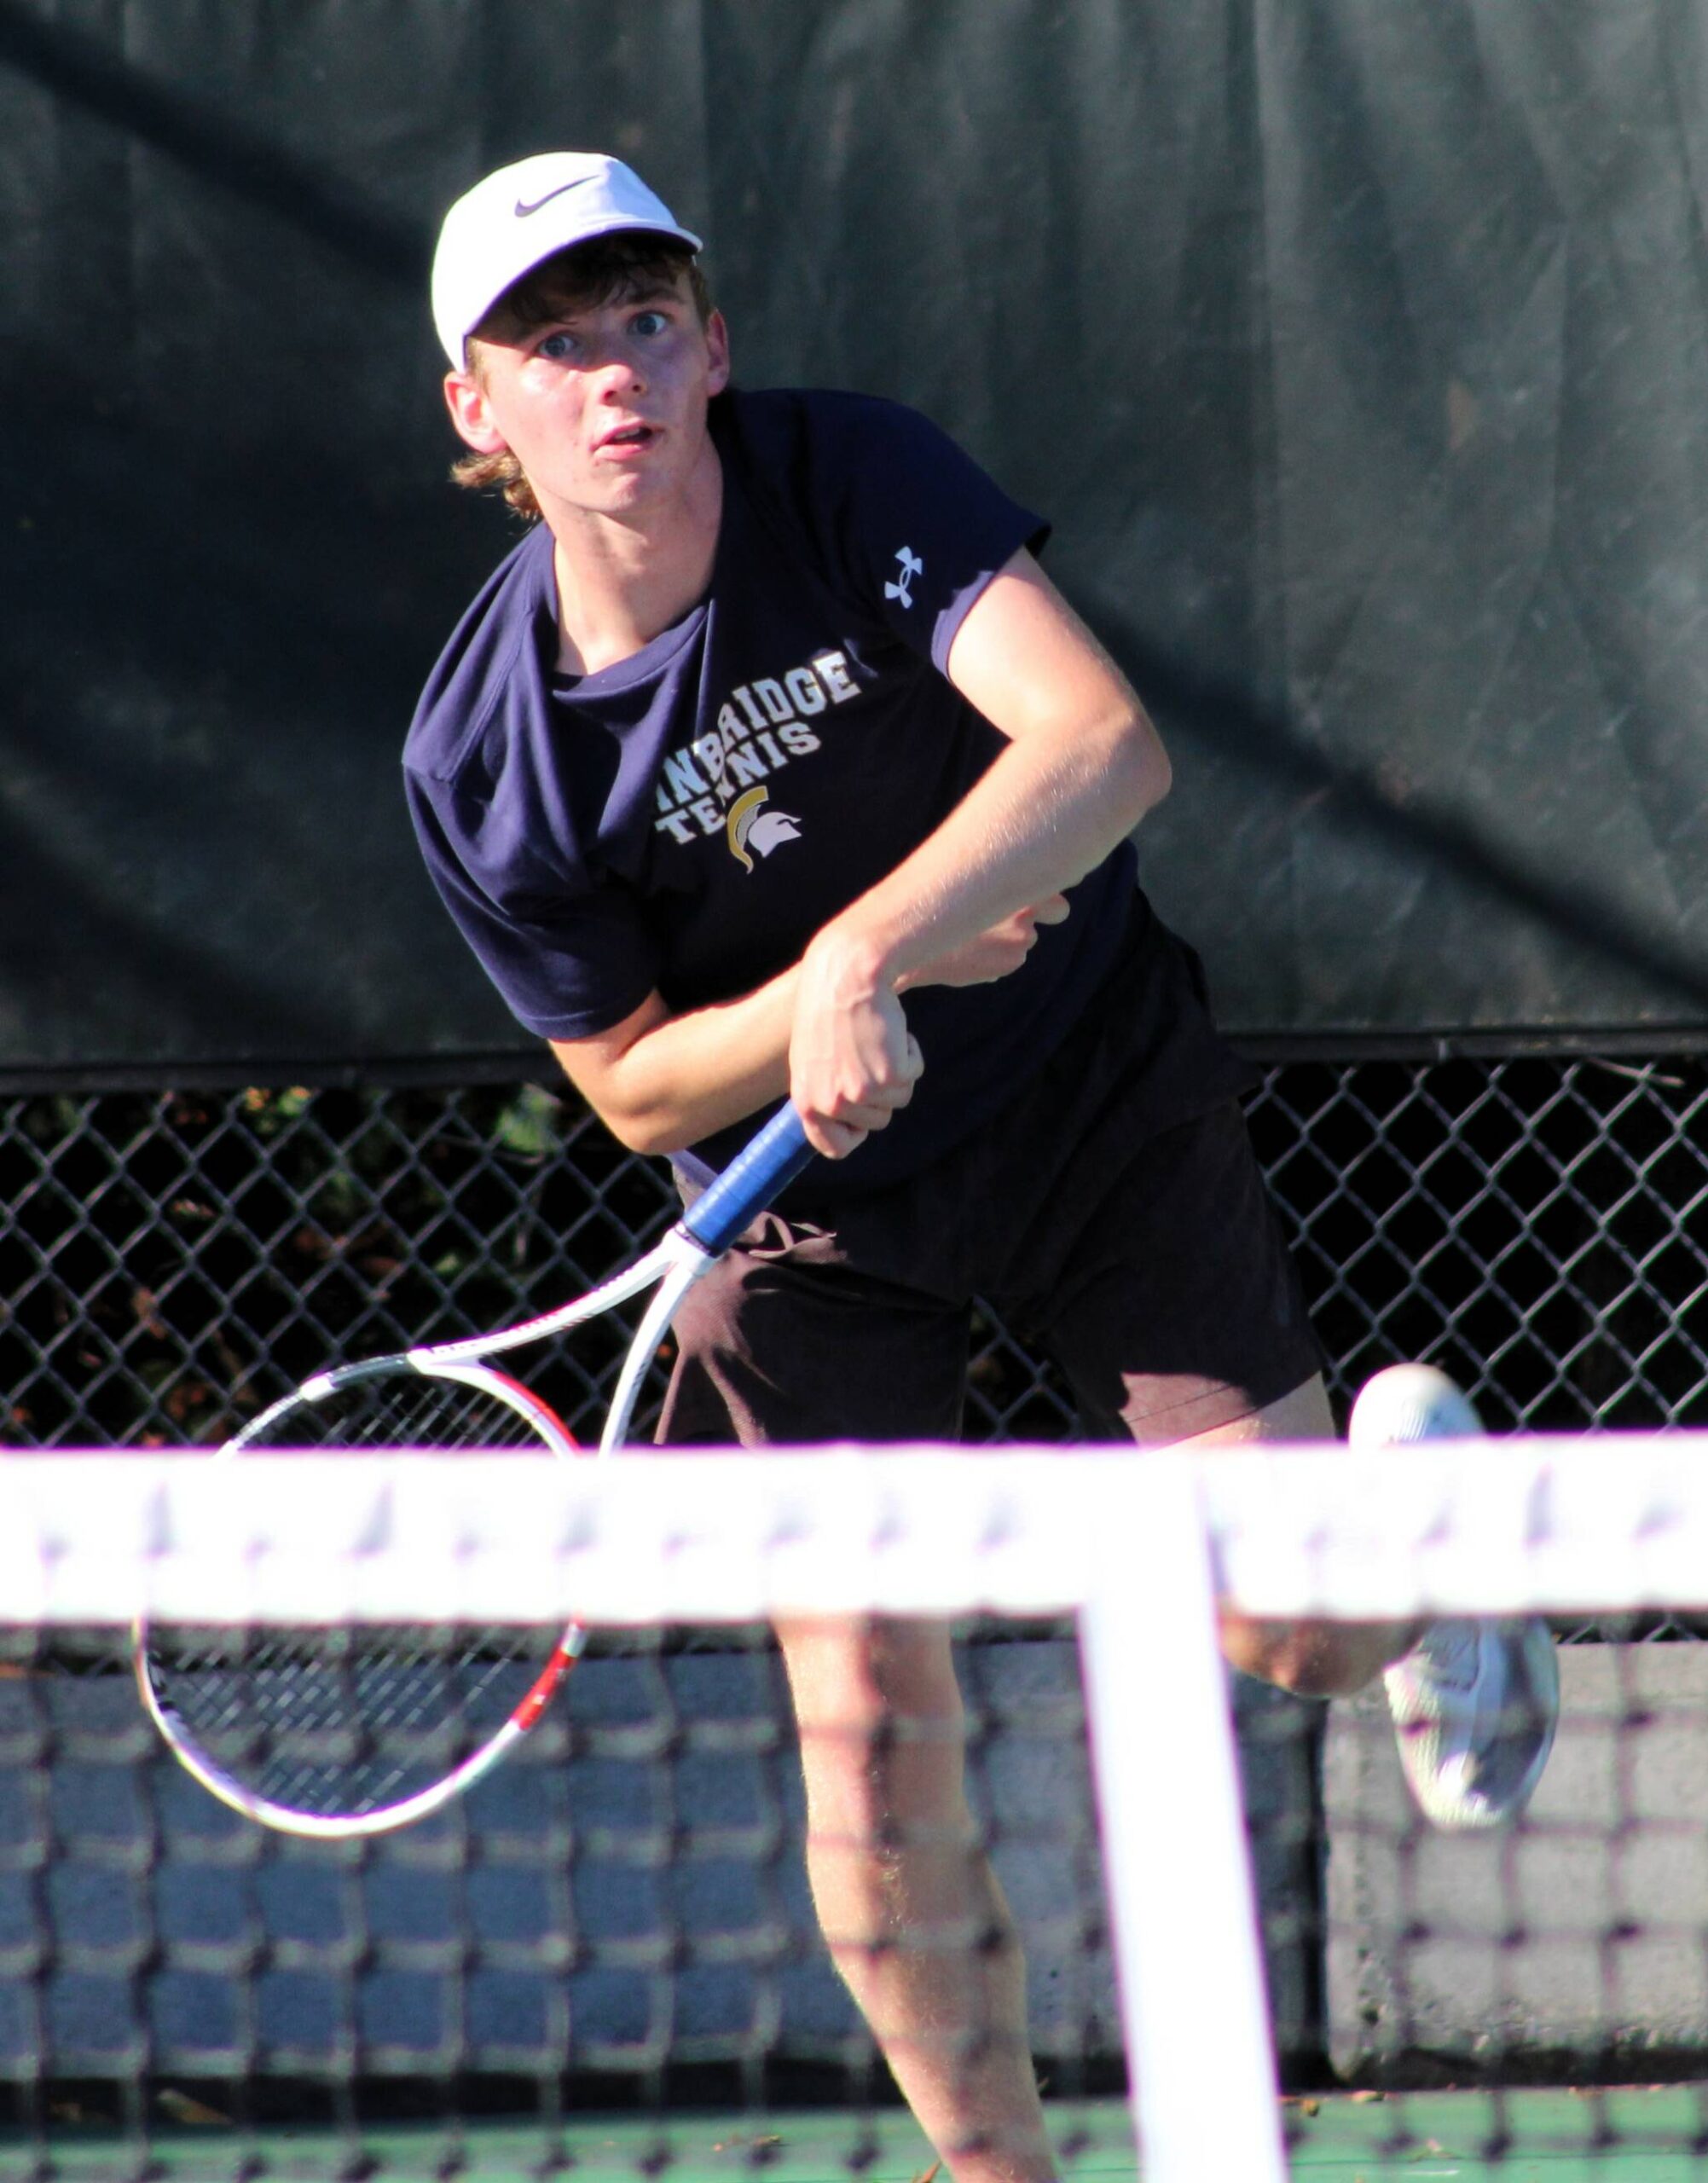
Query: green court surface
5 2089 1706 2182
1284 2087 1708 2177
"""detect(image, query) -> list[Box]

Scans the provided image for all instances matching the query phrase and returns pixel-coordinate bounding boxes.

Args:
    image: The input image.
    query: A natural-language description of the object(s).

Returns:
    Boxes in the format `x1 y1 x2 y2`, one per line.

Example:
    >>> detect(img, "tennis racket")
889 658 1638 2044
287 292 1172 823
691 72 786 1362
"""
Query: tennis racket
136 1102 813 1838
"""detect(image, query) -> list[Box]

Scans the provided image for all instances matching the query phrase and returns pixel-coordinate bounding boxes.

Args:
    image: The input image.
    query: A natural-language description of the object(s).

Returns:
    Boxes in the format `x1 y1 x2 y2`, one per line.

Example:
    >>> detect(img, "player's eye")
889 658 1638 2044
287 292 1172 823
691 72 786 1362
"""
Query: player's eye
536 328 579 361
630 310 669 338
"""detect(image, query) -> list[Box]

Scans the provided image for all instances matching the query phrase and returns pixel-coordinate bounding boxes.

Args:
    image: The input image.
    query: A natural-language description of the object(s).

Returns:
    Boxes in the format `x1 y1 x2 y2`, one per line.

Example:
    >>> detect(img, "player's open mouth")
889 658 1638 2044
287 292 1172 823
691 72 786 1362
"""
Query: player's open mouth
598 424 658 455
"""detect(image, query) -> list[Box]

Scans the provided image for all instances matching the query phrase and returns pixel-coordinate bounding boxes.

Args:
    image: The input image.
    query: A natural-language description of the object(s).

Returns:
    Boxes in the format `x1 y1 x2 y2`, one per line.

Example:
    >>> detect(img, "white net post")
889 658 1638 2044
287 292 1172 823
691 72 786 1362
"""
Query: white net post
1079 1457 1288 2183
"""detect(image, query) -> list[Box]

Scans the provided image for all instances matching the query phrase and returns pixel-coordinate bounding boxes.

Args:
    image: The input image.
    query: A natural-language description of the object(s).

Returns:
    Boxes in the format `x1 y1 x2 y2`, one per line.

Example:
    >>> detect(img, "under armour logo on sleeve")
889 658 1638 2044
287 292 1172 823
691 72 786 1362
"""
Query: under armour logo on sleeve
884 547 923 609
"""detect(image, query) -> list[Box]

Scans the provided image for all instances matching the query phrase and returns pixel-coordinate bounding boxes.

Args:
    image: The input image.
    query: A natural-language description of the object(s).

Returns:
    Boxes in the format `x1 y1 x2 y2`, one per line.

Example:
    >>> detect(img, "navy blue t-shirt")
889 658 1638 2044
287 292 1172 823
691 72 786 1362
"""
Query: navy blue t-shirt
406 388 1206 1198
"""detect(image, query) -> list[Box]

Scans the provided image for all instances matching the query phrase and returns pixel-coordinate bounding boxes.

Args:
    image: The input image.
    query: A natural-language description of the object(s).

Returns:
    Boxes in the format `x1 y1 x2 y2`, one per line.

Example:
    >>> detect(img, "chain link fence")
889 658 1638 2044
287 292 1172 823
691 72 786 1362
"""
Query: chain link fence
8 1053 1708 1455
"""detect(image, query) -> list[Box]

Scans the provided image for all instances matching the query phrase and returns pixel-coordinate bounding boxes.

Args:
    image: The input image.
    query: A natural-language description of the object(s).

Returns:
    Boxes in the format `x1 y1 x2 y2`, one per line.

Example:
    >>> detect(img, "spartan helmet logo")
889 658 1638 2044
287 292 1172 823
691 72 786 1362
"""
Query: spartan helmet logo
727 785 802 873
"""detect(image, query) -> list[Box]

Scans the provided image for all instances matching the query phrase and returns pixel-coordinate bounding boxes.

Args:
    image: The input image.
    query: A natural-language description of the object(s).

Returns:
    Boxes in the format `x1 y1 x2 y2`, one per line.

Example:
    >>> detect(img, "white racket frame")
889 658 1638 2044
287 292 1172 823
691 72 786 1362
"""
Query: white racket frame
134 1358 588 1838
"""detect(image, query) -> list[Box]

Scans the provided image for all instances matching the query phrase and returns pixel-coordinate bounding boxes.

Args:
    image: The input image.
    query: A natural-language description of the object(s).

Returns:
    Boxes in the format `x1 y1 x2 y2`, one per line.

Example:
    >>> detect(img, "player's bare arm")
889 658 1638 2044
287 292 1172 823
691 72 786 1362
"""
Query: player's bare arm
786 548 1169 1148
825 549 1169 981
553 976 802 1157
551 895 1077 1159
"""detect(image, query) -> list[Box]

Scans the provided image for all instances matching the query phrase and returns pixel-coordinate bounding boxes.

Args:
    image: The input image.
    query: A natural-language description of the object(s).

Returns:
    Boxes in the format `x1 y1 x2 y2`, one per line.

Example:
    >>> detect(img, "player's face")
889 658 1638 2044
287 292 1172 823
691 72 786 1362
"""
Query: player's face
444 271 730 523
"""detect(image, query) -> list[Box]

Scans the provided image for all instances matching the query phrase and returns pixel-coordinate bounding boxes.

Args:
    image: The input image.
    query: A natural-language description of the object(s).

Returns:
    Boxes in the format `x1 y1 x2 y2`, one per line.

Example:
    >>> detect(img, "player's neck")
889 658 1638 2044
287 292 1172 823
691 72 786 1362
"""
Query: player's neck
547 443 722 679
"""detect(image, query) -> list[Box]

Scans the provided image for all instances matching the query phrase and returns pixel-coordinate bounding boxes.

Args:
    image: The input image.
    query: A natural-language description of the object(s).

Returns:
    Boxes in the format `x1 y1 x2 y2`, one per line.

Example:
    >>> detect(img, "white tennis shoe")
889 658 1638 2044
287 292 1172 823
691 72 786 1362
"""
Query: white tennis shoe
1351 1364 1560 1832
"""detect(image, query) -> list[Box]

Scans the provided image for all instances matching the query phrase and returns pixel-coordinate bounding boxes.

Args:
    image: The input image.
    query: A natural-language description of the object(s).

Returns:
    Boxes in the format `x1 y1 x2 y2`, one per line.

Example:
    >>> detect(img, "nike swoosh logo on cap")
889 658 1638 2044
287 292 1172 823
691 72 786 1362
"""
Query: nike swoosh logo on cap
514 177 597 217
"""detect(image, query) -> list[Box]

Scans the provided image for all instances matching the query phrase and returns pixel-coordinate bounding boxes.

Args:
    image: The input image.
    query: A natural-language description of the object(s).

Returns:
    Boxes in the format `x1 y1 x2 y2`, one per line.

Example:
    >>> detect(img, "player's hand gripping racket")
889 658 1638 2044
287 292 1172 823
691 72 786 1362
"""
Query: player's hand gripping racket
136 1104 813 1838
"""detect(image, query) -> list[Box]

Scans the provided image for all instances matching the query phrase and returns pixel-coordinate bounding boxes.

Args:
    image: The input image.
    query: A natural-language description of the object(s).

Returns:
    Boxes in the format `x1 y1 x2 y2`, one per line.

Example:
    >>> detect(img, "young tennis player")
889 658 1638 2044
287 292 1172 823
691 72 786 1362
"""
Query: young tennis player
408 152 1557 2183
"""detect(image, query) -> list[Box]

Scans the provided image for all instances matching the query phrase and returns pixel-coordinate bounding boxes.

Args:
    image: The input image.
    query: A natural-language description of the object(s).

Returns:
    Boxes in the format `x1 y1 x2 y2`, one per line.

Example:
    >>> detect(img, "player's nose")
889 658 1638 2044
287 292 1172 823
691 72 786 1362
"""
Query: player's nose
591 355 644 393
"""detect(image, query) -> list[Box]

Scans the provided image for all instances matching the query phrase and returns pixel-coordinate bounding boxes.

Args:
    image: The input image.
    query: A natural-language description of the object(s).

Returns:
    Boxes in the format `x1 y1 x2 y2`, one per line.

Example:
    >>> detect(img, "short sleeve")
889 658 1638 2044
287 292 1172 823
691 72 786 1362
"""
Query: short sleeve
405 769 661 1041
813 396 1050 673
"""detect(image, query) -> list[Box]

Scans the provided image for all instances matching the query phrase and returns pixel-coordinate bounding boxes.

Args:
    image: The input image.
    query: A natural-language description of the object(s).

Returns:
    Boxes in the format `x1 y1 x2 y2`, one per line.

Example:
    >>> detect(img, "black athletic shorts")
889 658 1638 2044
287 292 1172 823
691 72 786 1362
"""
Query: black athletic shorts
657 947 1323 1450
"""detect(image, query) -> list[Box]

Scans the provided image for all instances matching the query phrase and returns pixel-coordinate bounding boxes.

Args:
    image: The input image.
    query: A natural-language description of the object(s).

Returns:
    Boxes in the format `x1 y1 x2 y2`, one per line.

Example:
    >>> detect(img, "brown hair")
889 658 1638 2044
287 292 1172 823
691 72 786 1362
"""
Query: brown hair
450 235 715 521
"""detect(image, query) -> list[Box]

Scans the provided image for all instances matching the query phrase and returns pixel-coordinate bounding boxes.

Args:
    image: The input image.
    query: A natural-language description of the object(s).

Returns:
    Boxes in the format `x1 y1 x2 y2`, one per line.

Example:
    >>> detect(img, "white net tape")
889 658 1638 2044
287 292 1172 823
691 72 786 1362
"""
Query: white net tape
6 1440 1705 1624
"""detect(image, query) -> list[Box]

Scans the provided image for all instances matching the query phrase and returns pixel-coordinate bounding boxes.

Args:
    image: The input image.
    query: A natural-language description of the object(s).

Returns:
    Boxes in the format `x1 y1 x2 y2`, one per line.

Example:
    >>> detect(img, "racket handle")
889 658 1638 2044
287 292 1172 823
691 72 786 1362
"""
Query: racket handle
680 1104 814 1256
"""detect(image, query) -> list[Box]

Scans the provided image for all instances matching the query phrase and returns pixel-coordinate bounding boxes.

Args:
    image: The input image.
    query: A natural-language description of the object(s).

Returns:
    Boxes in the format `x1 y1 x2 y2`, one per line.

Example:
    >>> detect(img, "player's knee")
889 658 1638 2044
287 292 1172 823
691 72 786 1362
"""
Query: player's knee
1222 1613 1378 1699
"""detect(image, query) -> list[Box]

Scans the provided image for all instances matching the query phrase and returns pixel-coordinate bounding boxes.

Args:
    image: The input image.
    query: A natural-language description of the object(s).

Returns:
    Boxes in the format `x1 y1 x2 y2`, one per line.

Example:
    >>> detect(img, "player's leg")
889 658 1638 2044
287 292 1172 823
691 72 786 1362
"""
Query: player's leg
659 1221 1056 2183
1184 1365 1558 1821
1023 1101 1401 1694
775 1613 1056 2183
1028 1101 1555 1819
1172 1369 1419 1697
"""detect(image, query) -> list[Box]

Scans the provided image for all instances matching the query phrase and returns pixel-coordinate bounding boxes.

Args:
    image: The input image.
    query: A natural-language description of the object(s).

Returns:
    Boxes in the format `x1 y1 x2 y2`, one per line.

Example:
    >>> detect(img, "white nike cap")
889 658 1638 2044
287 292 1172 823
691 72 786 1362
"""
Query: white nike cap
431 151 703 368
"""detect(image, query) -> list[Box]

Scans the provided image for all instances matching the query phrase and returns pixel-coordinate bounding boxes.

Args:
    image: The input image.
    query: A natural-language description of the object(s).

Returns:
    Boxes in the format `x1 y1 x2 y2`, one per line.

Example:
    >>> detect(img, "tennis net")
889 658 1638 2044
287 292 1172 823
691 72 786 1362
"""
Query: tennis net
2 1435 1708 2179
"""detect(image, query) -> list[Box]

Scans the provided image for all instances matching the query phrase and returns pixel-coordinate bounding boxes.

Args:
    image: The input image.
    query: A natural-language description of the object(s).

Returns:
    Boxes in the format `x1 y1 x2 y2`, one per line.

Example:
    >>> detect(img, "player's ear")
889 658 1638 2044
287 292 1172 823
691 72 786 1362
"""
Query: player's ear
443 367 510 455
703 310 731 397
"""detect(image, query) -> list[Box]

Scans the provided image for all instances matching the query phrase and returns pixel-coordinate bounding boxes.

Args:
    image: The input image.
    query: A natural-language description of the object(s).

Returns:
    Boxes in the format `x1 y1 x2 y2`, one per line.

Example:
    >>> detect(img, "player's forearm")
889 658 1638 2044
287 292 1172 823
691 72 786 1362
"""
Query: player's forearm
812 702 1167 1000
552 970 798 1155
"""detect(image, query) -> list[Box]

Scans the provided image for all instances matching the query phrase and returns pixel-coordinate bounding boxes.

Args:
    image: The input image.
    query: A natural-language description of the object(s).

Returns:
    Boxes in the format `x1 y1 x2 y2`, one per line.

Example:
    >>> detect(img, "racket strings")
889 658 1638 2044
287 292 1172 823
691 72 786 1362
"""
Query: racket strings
246 1373 553 1452
148 1630 555 1816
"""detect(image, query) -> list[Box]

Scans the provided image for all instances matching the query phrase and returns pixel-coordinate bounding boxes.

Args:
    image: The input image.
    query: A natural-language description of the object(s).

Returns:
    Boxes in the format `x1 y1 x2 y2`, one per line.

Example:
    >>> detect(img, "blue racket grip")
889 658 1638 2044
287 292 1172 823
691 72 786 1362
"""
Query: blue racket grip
679 1104 814 1256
